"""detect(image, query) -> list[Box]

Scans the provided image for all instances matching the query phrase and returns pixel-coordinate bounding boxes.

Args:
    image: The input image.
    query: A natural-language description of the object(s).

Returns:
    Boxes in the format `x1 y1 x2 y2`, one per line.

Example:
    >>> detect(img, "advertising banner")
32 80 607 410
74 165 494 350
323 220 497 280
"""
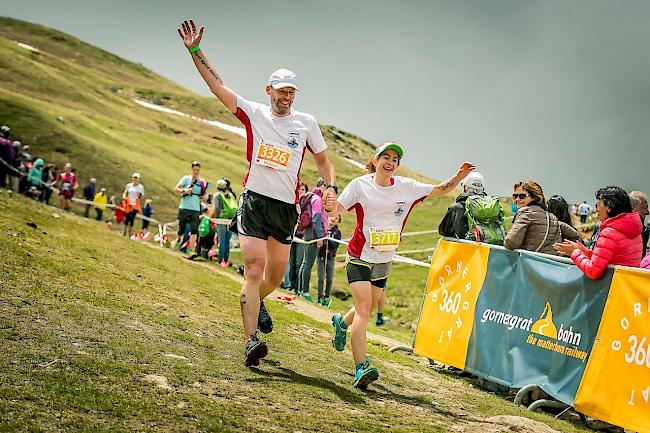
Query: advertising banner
414 240 650 433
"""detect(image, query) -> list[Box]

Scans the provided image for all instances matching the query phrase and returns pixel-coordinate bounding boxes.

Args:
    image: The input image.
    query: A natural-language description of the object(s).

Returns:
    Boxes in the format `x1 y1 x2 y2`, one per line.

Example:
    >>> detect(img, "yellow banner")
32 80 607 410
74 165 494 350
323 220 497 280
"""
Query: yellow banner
413 240 490 368
575 267 650 433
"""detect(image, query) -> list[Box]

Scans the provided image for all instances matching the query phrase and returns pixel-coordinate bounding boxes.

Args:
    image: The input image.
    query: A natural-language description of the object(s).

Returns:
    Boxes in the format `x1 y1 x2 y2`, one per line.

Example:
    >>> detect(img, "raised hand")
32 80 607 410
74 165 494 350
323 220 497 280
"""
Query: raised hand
457 162 476 179
177 19 204 49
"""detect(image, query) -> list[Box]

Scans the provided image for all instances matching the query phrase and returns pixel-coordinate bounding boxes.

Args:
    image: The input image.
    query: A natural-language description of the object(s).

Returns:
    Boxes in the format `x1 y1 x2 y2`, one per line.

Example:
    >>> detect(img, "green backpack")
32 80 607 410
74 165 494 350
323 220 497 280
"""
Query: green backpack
198 216 212 237
464 195 506 245
218 192 238 219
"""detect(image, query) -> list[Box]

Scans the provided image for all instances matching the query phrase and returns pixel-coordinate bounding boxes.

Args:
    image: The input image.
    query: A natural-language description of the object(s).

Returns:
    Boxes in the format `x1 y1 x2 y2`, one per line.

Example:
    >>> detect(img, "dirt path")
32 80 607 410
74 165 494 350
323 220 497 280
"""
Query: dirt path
142 242 406 349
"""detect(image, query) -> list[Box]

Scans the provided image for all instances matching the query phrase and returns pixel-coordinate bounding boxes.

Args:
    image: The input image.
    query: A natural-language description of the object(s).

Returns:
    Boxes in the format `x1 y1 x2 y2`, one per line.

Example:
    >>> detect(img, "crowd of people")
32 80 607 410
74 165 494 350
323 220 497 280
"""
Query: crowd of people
437 172 650 276
3 19 649 404
0 124 158 238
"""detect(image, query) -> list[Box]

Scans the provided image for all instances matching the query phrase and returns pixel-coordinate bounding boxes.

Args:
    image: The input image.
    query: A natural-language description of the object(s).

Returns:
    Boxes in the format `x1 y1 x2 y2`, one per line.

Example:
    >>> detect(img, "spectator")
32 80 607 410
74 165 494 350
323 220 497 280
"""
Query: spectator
122 172 144 238
438 171 486 239
93 187 108 221
211 178 237 268
174 161 207 259
21 145 32 163
142 198 154 235
641 252 650 270
376 291 388 326
58 162 78 211
286 181 309 293
555 186 642 279
578 201 591 224
547 195 575 228
317 214 342 307
0 125 12 189
15 151 29 194
27 158 45 199
83 178 97 218
8 141 21 193
40 164 56 205
504 180 580 255
629 191 649 257
298 179 328 301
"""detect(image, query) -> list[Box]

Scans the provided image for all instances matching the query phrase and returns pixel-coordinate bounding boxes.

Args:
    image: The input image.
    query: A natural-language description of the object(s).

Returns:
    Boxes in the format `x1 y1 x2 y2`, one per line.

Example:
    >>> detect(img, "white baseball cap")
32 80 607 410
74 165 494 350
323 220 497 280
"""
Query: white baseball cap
267 68 300 91
375 142 404 158
132 172 141 178
461 171 485 194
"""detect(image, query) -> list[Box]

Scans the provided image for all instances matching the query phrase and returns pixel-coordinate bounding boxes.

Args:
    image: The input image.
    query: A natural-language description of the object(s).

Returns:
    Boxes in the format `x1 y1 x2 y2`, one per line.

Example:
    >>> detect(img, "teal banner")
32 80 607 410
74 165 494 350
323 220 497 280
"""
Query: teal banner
464 248 613 404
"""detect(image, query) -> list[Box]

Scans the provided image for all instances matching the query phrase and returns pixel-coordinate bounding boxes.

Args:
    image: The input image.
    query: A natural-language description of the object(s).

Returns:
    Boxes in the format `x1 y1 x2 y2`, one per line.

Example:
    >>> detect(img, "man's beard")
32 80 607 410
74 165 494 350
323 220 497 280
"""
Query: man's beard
273 98 291 115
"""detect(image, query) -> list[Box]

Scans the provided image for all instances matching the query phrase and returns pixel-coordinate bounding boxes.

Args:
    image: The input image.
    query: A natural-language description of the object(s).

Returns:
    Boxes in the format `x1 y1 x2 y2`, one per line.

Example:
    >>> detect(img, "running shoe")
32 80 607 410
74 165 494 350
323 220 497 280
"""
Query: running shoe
331 313 347 351
353 356 379 389
375 316 388 326
299 292 313 302
244 332 268 367
219 260 229 269
321 297 332 308
258 301 273 334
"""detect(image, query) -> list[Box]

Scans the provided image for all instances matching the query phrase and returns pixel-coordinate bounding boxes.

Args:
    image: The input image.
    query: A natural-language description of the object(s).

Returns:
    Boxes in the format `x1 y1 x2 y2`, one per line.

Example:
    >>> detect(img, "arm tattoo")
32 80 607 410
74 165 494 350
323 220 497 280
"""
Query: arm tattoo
193 52 224 85
438 179 453 192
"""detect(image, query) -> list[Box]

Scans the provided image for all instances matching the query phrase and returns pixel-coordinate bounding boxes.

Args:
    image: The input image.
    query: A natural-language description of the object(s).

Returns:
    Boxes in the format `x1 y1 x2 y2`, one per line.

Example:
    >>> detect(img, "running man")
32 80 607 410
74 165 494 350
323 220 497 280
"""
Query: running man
178 20 337 367
174 161 207 259
330 142 474 388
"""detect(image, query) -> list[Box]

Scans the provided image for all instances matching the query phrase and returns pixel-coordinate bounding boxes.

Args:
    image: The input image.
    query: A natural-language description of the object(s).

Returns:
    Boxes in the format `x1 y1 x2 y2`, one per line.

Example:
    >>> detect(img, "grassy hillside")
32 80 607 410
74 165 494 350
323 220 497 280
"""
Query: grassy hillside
0 16 476 337
0 192 590 432
0 16 451 223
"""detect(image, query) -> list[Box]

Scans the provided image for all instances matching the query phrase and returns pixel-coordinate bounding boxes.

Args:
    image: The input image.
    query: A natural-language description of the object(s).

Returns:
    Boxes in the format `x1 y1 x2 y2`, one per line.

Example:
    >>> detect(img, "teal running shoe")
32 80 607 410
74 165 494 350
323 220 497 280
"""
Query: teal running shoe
354 356 379 389
321 297 332 309
331 313 348 351
299 292 313 302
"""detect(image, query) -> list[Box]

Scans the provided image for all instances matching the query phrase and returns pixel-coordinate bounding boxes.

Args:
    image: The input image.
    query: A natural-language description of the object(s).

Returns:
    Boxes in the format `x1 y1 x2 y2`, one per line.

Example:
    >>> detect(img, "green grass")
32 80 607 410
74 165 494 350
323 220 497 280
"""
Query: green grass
0 15 465 337
0 192 592 433
0 16 439 224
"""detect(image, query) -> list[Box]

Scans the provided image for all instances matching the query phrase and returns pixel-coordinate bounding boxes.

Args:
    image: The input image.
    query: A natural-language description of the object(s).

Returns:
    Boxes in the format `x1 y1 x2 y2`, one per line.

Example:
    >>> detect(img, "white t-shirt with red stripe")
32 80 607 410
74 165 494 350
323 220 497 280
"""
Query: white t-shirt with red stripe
338 174 434 263
235 95 328 204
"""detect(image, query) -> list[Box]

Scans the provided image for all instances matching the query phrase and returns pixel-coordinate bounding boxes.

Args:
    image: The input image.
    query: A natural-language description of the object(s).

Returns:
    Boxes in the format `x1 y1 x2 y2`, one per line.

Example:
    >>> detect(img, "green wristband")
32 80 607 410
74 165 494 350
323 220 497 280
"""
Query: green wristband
188 45 201 53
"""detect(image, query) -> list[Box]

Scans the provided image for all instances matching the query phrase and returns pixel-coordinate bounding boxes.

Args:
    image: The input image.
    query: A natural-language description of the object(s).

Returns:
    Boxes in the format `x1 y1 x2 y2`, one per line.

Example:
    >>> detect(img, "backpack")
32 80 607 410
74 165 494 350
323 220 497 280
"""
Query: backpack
298 192 314 231
218 192 238 219
59 173 75 194
464 195 506 245
198 215 212 237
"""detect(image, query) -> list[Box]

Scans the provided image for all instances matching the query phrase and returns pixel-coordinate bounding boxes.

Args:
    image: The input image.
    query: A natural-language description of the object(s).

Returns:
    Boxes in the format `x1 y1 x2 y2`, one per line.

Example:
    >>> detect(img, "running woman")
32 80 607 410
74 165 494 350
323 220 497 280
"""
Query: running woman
330 142 474 388
178 20 337 367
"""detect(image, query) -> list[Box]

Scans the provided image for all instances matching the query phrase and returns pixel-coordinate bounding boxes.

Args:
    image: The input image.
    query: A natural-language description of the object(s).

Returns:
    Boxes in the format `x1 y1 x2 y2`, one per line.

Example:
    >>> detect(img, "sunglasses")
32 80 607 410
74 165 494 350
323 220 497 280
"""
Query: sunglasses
512 193 529 200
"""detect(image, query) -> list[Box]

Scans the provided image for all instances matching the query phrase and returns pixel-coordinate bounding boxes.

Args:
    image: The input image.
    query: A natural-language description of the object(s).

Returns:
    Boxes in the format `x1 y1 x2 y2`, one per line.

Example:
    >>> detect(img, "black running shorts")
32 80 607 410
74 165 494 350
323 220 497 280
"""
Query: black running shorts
230 190 298 245
346 258 391 288
177 208 200 235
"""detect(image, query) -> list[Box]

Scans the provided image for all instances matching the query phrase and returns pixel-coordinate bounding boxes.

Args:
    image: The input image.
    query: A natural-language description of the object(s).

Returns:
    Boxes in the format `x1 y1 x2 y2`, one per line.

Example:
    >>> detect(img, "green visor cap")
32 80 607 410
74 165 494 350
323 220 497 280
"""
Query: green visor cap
375 142 403 158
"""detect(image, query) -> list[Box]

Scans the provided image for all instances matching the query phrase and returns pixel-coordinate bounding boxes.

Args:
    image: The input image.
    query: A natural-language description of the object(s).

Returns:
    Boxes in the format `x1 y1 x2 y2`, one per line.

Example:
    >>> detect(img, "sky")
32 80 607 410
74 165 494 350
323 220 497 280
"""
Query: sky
4 0 650 203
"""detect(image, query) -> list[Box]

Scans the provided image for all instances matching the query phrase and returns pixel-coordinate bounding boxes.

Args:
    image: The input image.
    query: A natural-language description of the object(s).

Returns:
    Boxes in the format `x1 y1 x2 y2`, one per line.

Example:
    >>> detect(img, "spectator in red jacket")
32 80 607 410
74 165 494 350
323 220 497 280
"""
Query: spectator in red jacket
554 186 642 279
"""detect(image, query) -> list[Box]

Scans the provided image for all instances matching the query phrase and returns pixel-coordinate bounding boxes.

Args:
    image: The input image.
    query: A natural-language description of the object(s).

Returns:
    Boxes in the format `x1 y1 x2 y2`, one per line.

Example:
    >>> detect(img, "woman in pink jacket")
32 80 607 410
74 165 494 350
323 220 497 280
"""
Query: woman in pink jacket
554 186 642 279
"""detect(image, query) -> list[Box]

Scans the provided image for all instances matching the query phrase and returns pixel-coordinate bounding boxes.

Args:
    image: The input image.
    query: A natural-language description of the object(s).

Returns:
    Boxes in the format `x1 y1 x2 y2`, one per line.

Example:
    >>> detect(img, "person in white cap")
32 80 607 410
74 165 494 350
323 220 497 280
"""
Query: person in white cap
178 19 337 367
122 172 144 238
438 171 487 239
328 142 475 388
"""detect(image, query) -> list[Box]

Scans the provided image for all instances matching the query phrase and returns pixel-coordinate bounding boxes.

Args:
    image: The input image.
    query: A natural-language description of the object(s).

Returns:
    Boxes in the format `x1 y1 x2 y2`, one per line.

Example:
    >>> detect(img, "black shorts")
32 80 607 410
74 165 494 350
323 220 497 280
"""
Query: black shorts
124 210 138 227
346 258 391 289
230 190 298 245
178 208 200 235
